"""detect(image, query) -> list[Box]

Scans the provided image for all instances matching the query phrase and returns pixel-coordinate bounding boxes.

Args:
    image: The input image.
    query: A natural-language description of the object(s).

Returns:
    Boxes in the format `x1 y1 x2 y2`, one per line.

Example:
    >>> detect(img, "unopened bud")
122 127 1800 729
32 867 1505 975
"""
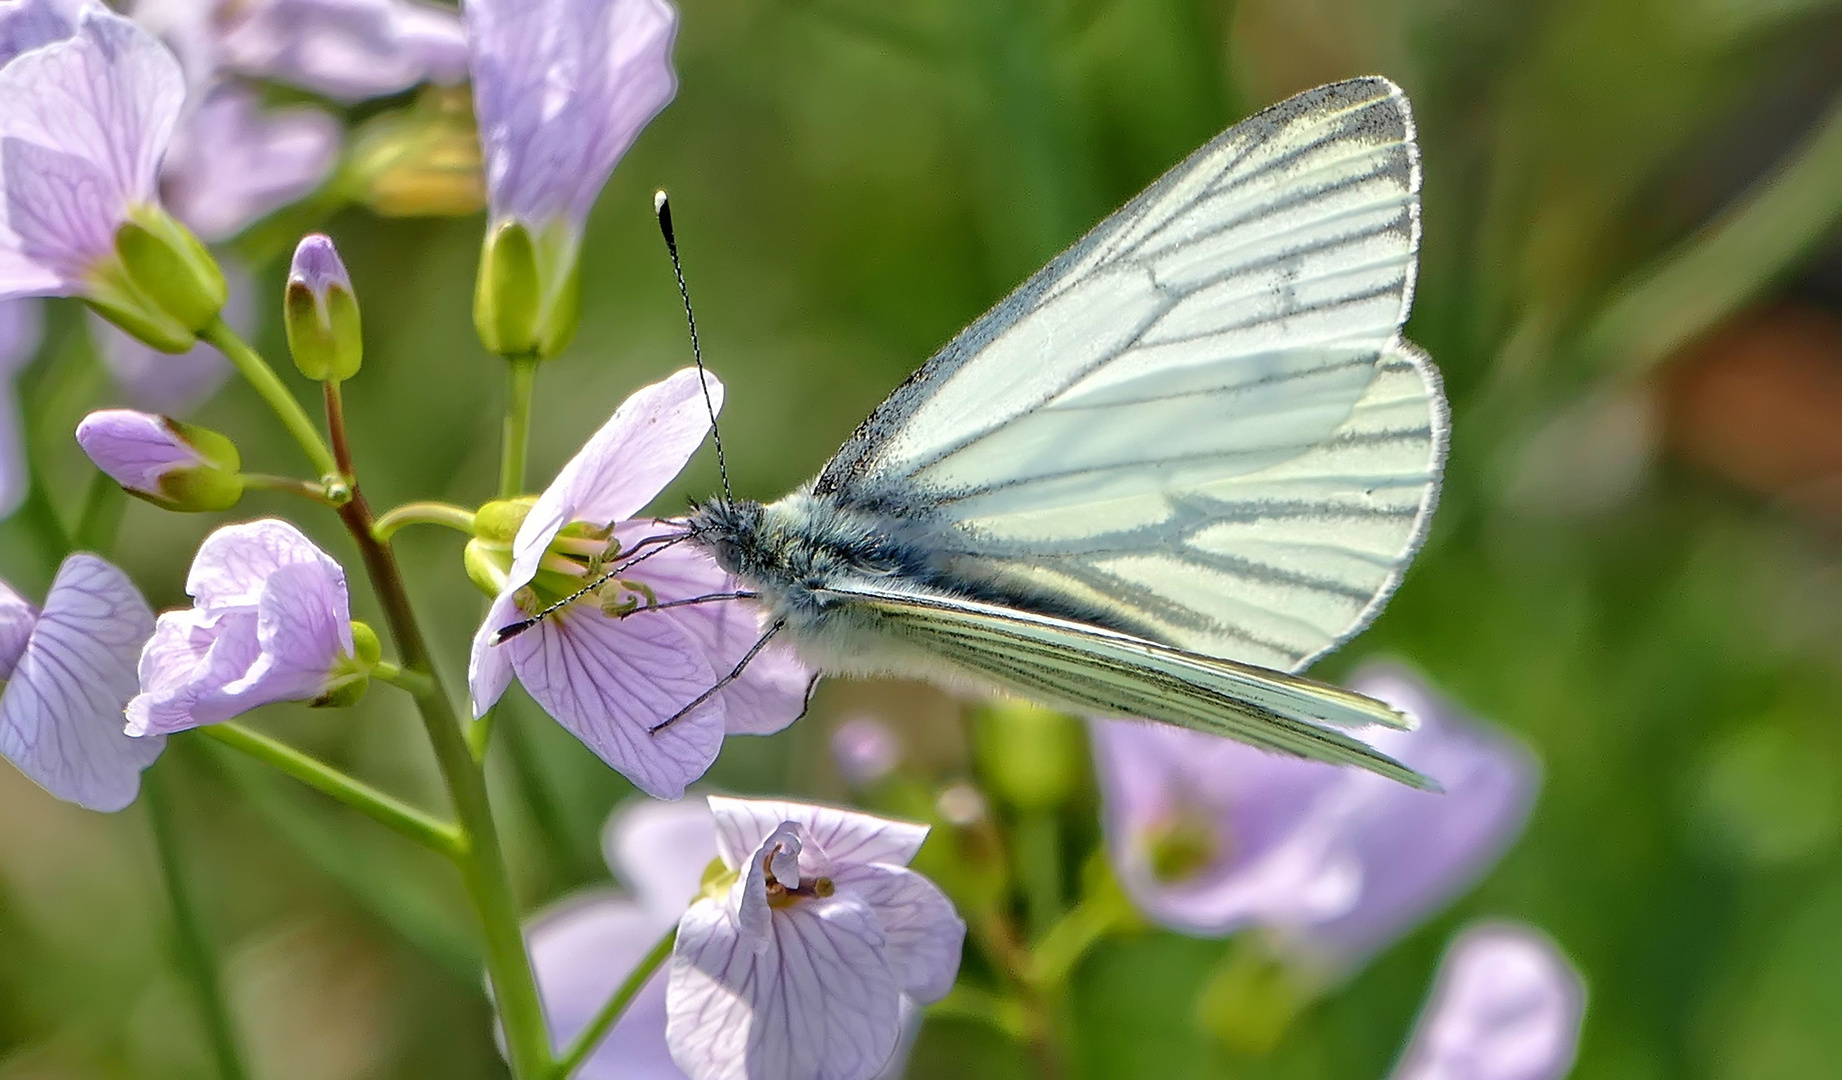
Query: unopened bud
285 234 363 381
473 219 580 360
74 410 243 512
93 208 227 349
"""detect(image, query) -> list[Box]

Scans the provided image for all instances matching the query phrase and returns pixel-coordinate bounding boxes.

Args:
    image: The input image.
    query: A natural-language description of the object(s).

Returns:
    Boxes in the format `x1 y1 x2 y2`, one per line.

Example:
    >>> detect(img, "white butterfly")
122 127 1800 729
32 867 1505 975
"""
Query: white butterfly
602 78 1443 786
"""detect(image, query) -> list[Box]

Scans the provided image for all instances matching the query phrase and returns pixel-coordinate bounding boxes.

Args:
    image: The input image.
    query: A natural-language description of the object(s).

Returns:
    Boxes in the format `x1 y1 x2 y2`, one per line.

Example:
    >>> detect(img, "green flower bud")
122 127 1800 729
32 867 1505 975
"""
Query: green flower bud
112 208 228 334
349 621 382 667
472 497 536 544
284 234 363 382
75 410 244 513
473 219 580 360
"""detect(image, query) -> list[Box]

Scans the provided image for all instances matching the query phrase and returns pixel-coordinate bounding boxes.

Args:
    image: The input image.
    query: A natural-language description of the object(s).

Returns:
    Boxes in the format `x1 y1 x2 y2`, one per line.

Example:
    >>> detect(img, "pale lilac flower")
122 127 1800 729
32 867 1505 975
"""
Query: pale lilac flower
218 0 468 102
466 0 678 237
833 717 901 789
75 410 206 495
90 257 252 413
1093 661 1538 976
667 797 964 1080
0 296 43 517
468 369 811 799
0 554 163 811
0 3 186 299
1390 924 1586 1080
160 84 339 243
127 518 360 736
0 0 83 67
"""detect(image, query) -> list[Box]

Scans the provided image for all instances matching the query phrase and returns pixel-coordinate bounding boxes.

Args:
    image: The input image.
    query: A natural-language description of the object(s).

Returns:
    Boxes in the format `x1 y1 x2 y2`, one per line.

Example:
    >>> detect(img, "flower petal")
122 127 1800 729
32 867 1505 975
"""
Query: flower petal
227 558 352 703
603 796 719 922
0 296 45 371
707 797 930 874
125 608 261 735
507 368 719 594
1091 719 1359 937
0 575 35 679
466 0 678 228
0 6 183 212
1277 664 1539 972
667 890 903 1080
184 518 340 612
160 84 340 242
0 136 122 279
0 0 82 68
525 891 683 1080
510 604 723 799
219 0 469 102
0 553 162 811
74 408 205 494
1390 923 1586 1080
467 591 519 717
0 297 40 514
613 527 812 737
92 256 250 413
827 862 964 1003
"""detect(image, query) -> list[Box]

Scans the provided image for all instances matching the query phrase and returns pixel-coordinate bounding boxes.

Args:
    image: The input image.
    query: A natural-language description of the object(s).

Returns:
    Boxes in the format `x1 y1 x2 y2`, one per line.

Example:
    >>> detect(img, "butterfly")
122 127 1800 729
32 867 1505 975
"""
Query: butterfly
527 77 1447 788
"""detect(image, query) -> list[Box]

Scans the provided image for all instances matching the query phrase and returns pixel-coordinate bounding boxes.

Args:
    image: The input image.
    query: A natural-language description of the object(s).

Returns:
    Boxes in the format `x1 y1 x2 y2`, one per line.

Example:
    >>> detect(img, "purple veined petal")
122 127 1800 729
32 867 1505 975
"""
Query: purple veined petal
74 408 206 494
827 861 966 1004
289 231 351 296
184 517 341 613
507 602 724 800
465 0 679 229
468 590 519 717
0 296 41 516
0 0 85 68
1090 719 1361 937
0 136 124 283
1390 923 1586 1080
1271 664 1540 974
506 368 719 595
225 558 352 704
160 83 341 243
667 886 902 1080
0 553 163 811
125 606 262 735
706 797 931 875
525 891 685 1080
603 796 719 922
0 575 38 679
0 7 185 214
219 0 469 102
92 255 251 413
610 524 813 737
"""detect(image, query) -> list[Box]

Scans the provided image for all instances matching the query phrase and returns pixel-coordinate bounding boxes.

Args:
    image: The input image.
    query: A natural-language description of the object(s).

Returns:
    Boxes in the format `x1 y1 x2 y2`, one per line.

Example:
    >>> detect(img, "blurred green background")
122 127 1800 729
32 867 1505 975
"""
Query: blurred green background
7 0 1842 1076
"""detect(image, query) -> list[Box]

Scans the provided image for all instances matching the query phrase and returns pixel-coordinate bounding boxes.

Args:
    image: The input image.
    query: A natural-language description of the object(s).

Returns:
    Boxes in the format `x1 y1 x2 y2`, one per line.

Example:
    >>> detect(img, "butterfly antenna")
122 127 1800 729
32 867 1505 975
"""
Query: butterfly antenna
655 190 731 503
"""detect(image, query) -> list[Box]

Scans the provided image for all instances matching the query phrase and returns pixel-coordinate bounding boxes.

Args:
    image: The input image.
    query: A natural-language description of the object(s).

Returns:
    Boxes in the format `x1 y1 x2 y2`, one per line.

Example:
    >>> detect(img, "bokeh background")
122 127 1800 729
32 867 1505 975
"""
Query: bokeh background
6 0 1842 1076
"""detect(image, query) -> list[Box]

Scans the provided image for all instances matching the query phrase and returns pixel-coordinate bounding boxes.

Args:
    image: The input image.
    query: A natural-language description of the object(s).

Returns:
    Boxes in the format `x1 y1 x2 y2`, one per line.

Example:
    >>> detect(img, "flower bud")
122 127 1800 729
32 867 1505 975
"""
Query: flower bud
75 410 243 512
972 701 1086 812
473 220 580 360
98 208 228 347
472 497 535 544
284 235 363 382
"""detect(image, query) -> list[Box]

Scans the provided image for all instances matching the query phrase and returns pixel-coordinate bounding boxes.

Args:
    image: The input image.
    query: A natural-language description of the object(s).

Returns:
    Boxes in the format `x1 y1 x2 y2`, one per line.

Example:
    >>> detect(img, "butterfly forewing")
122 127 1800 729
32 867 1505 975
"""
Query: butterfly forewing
815 77 1443 675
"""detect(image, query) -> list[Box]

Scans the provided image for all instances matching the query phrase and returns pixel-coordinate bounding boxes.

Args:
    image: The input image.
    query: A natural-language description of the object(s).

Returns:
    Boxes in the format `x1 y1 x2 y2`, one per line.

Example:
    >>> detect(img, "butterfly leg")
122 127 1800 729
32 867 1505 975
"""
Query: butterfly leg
647 619 787 734
617 591 759 617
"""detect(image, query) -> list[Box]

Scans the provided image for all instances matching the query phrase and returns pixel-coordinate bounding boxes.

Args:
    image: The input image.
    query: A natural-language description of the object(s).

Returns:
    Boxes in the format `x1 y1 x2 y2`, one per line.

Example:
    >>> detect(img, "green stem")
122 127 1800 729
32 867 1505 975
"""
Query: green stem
372 500 479 542
1015 811 1062 944
202 320 340 481
500 356 539 498
372 660 437 697
1028 889 1132 991
551 927 677 1079
72 472 126 553
145 761 252 1080
928 984 1031 1039
323 381 554 1078
240 473 345 506
199 724 462 857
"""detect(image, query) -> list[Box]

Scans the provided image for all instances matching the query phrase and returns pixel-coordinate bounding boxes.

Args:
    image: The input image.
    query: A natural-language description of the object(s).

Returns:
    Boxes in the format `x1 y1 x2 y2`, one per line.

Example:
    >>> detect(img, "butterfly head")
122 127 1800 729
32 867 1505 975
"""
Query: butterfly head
686 496 768 578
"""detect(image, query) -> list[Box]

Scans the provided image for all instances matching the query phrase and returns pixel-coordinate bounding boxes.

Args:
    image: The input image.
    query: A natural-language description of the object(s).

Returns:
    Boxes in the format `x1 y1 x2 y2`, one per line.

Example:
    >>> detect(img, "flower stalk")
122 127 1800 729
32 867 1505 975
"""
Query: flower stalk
319 376 555 1078
500 355 539 497
551 926 677 1079
202 319 340 481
